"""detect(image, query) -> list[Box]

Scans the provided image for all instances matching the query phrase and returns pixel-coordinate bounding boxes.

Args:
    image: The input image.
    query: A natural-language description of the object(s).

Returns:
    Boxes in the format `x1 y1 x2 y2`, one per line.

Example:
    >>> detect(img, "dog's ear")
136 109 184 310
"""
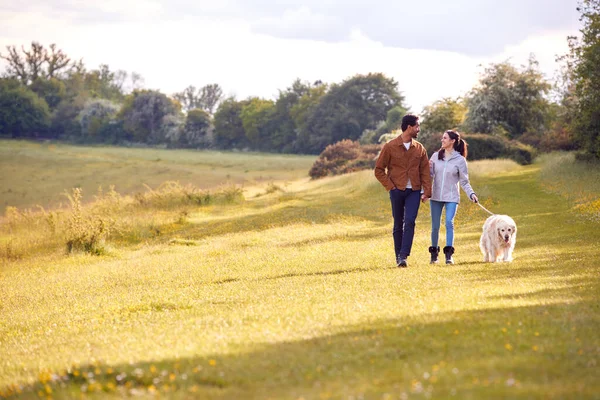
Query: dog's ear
512 225 516 232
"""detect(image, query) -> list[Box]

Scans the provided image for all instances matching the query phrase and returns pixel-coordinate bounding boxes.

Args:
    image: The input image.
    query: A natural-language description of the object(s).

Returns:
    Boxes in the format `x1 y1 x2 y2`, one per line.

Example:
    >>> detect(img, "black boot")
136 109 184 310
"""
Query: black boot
443 246 455 264
428 246 440 264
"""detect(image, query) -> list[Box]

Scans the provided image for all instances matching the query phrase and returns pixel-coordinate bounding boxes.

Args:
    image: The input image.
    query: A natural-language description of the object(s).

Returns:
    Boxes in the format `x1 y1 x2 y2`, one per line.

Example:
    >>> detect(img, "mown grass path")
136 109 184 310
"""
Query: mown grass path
1 161 599 399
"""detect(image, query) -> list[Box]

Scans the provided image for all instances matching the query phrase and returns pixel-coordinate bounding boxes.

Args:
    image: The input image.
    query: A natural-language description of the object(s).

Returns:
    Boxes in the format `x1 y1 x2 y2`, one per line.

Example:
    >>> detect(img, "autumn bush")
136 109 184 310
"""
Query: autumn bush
309 140 381 179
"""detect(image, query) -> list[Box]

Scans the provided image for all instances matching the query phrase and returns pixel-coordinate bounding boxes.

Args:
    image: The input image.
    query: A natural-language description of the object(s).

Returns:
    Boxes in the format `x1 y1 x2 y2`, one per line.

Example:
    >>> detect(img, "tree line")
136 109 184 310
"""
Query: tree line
1 0 598 158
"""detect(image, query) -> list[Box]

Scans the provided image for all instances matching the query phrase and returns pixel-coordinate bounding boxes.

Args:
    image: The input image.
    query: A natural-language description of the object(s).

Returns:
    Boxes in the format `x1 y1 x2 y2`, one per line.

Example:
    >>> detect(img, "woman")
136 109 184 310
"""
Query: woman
429 130 478 264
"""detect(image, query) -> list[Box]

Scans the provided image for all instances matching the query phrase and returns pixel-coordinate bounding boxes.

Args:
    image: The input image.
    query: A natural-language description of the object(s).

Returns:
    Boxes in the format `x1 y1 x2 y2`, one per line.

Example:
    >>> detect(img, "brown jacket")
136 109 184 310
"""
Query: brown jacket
374 136 432 197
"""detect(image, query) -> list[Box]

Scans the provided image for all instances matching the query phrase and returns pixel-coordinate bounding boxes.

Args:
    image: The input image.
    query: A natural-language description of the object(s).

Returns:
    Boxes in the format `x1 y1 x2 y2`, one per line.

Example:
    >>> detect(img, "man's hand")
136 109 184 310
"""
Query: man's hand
421 194 429 203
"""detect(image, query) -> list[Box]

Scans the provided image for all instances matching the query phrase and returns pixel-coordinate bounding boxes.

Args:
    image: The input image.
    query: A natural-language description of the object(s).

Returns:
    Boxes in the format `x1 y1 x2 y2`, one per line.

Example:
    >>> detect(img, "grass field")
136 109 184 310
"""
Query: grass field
0 139 316 210
0 142 599 399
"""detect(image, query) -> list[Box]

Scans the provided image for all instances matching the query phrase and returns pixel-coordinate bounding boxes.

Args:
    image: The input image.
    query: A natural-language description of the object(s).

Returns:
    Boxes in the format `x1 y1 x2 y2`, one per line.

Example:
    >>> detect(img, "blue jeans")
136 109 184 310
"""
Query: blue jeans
430 200 458 247
389 188 421 260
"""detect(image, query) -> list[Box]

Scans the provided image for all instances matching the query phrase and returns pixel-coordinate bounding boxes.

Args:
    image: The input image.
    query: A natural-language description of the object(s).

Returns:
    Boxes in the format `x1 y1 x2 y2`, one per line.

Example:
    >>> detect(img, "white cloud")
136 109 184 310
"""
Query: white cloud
252 6 345 41
0 4 579 113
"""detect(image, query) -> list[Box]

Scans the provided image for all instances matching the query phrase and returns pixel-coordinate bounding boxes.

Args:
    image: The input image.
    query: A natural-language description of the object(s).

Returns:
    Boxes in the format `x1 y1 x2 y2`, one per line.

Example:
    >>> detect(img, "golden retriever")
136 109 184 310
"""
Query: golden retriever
480 215 517 262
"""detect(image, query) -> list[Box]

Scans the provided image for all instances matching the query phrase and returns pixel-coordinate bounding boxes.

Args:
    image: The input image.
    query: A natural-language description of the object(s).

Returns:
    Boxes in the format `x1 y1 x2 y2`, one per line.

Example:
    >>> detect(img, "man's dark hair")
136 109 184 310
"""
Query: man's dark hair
401 114 419 132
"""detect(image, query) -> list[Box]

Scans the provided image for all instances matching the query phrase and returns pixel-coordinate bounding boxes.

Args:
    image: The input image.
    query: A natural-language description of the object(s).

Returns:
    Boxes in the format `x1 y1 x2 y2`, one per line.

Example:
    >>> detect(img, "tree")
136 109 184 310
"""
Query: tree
50 96 86 139
359 105 409 144
173 83 224 114
385 105 408 132
29 77 67 110
45 44 72 79
159 114 185 147
240 97 276 150
464 57 551 139
60 62 140 102
421 97 467 134
289 81 328 133
566 0 600 158
0 42 71 84
78 99 120 141
198 83 223 115
213 97 249 149
298 73 404 154
0 81 51 137
182 108 212 148
83 64 126 101
118 90 179 144
173 85 202 112
267 79 314 152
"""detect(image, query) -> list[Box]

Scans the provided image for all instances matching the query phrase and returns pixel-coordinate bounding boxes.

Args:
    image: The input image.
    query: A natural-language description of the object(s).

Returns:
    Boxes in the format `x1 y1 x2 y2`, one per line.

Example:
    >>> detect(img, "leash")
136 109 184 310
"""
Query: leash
475 200 495 216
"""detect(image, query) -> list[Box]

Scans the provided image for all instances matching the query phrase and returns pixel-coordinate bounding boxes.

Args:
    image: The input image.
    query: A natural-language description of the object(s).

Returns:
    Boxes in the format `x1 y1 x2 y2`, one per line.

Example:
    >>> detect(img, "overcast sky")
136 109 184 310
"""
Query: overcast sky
0 0 582 112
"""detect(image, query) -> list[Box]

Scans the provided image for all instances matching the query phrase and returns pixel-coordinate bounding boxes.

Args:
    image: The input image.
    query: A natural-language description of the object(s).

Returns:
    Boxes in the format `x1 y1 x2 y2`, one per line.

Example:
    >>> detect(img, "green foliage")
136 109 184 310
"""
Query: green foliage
240 97 276 149
268 80 313 153
118 90 179 143
360 105 409 145
519 104 578 152
213 97 249 149
289 82 328 133
384 105 407 132
309 139 381 178
29 77 66 110
567 0 600 158
49 97 84 139
421 97 467 134
159 114 185 147
298 73 404 154
464 58 551 139
182 108 212 148
0 83 51 137
95 120 130 144
418 132 535 164
78 99 120 140
467 134 535 164
82 64 126 101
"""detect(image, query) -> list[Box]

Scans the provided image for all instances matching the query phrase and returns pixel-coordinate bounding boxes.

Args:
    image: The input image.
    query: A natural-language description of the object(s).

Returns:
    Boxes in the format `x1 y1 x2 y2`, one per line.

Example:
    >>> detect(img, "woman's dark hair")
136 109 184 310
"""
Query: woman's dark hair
401 114 419 132
438 130 468 160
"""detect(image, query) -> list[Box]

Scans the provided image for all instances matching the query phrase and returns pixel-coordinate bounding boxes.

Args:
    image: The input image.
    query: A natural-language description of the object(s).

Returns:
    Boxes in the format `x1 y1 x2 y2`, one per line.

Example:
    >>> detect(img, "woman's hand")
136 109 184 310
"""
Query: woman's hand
471 193 478 203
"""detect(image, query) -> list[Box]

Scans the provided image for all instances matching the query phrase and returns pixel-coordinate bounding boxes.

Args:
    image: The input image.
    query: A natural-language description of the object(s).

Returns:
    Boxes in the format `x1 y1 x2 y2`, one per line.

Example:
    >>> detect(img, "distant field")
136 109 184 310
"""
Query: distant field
0 139 316 210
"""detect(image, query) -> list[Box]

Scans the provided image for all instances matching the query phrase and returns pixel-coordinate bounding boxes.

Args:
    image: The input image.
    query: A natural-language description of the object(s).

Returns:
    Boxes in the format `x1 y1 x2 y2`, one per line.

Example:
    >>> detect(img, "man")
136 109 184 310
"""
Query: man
374 114 432 268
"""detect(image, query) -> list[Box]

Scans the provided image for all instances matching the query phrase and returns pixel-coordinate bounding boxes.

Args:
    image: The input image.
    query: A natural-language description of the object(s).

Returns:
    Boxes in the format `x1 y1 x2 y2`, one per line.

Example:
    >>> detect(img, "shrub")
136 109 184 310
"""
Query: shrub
538 124 578 152
134 181 244 209
418 131 536 165
65 188 112 255
465 134 536 165
309 140 382 178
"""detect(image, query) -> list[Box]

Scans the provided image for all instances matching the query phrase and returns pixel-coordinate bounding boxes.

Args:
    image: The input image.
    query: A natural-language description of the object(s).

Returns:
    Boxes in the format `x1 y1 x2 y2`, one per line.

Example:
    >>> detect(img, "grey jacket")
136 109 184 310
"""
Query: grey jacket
429 150 475 203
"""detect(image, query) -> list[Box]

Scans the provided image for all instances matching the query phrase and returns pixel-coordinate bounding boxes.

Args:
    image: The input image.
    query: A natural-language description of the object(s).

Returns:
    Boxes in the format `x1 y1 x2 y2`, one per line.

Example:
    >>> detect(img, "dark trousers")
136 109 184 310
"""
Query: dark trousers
389 188 421 260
